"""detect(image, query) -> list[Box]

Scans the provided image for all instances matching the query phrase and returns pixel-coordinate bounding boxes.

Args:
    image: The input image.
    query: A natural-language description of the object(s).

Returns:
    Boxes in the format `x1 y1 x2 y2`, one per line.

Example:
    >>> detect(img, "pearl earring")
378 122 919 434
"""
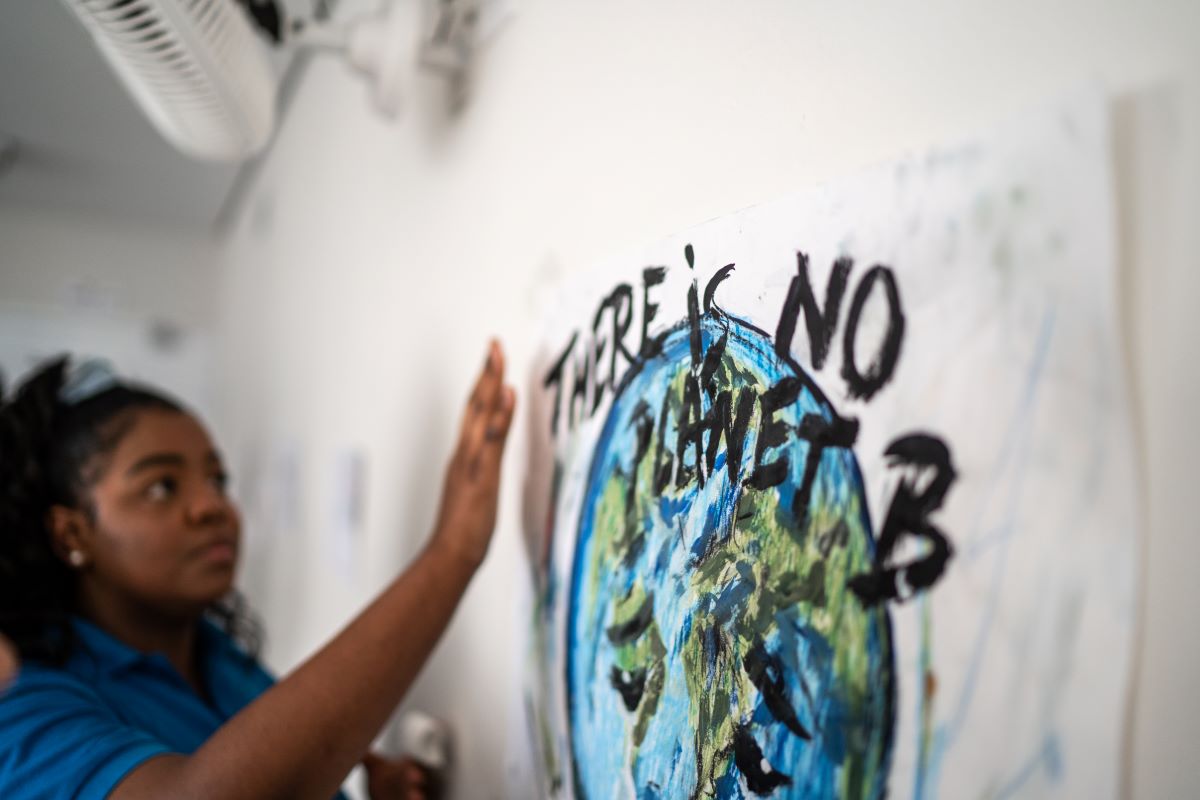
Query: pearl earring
68 551 87 568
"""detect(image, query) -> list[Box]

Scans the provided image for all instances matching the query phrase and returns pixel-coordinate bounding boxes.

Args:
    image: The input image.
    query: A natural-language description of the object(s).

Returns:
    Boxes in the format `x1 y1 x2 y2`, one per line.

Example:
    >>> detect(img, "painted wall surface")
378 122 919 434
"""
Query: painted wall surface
210 2 1200 798
0 207 216 328
0 208 219 412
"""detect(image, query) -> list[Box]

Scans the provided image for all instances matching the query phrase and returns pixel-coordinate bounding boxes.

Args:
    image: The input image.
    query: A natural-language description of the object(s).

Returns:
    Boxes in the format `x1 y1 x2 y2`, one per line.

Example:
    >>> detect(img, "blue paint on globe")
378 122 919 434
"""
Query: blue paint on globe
566 313 895 799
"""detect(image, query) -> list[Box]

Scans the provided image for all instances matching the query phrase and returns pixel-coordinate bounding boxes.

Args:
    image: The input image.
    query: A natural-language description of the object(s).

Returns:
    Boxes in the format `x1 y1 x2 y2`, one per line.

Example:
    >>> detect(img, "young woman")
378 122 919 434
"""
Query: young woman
0 343 515 800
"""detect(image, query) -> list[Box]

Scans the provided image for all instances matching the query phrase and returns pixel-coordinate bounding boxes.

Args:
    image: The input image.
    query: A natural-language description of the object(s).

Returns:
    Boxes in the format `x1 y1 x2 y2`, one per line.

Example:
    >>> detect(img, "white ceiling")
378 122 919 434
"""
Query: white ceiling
0 0 306 230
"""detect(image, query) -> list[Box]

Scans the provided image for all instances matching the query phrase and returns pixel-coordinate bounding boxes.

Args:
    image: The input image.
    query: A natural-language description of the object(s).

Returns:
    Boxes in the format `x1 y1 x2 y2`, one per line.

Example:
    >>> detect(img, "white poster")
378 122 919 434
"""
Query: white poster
522 89 1137 800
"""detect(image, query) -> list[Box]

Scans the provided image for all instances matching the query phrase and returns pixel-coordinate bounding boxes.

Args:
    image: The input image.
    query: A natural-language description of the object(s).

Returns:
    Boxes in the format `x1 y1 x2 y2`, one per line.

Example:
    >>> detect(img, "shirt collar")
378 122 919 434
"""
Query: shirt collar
70 617 144 675
70 616 244 678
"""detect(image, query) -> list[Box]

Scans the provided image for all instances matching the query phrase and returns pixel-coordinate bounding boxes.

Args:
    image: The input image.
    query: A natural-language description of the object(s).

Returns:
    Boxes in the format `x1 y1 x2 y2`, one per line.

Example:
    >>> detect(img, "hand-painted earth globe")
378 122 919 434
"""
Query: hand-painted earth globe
566 312 894 799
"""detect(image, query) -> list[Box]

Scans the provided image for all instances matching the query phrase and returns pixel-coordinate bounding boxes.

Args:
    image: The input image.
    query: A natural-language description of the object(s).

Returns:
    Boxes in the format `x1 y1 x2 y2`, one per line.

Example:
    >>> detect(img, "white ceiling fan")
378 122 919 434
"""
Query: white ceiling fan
60 0 489 162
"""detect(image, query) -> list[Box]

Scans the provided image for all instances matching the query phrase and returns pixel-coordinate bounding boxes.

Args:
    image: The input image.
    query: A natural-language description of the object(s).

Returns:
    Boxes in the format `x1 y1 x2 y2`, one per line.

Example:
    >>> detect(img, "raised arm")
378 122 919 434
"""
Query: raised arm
113 341 516 800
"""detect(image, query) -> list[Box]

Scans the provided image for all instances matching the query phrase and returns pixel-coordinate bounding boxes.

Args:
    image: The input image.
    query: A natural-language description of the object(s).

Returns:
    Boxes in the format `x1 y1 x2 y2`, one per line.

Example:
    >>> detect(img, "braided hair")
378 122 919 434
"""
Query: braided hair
0 356 260 664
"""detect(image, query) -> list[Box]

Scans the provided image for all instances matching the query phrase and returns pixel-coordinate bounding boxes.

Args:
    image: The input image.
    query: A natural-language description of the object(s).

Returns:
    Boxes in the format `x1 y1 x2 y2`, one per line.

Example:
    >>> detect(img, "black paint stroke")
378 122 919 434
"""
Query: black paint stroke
639 267 668 359
733 724 793 795
775 252 853 370
610 666 647 712
790 412 860 532
592 283 635 414
606 592 655 646
543 331 578 435
704 264 737 316
743 641 812 740
675 374 705 489
704 387 757 487
849 434 956 606
699 332 729 396
688 286 702 374
816 519 850 559
568 344 590 430
745 378 802 490
841 265 905 401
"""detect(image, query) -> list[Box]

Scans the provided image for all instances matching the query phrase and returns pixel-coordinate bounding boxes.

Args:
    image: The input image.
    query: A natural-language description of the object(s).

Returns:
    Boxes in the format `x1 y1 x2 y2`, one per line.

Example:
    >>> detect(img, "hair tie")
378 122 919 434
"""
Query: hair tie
59 358 119 406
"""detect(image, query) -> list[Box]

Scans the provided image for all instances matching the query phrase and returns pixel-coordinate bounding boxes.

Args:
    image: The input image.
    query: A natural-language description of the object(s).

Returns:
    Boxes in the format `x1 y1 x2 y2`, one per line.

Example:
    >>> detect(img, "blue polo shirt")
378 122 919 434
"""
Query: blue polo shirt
0 618 350 800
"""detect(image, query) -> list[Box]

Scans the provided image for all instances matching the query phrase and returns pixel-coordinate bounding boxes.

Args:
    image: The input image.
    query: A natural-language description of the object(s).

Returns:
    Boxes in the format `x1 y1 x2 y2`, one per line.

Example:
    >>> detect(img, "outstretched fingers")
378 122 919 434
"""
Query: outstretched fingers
464 340 502 413
480 386 516 468
459 341 502 442
461 341 514 475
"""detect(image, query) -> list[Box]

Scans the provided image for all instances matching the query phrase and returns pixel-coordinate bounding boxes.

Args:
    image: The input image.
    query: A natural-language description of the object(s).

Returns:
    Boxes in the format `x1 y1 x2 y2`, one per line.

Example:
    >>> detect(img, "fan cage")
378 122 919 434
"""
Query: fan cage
64 0 277 160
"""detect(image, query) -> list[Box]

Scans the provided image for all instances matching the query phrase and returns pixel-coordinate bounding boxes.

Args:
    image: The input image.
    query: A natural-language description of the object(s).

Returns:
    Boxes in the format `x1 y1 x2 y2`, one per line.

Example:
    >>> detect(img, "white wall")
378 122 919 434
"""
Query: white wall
213 1 1200 797
0 207 216 327
0 207 219 411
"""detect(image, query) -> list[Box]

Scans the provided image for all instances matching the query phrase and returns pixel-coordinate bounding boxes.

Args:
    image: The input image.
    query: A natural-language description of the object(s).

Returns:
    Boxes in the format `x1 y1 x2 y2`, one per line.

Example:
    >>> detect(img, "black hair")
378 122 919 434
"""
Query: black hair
0 356 261 664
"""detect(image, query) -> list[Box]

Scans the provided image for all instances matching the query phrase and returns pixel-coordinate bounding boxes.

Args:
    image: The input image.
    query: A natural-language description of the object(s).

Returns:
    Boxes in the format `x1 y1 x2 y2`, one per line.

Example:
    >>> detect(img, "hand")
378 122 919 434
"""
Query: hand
362 752 431 800
430 340 516 569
